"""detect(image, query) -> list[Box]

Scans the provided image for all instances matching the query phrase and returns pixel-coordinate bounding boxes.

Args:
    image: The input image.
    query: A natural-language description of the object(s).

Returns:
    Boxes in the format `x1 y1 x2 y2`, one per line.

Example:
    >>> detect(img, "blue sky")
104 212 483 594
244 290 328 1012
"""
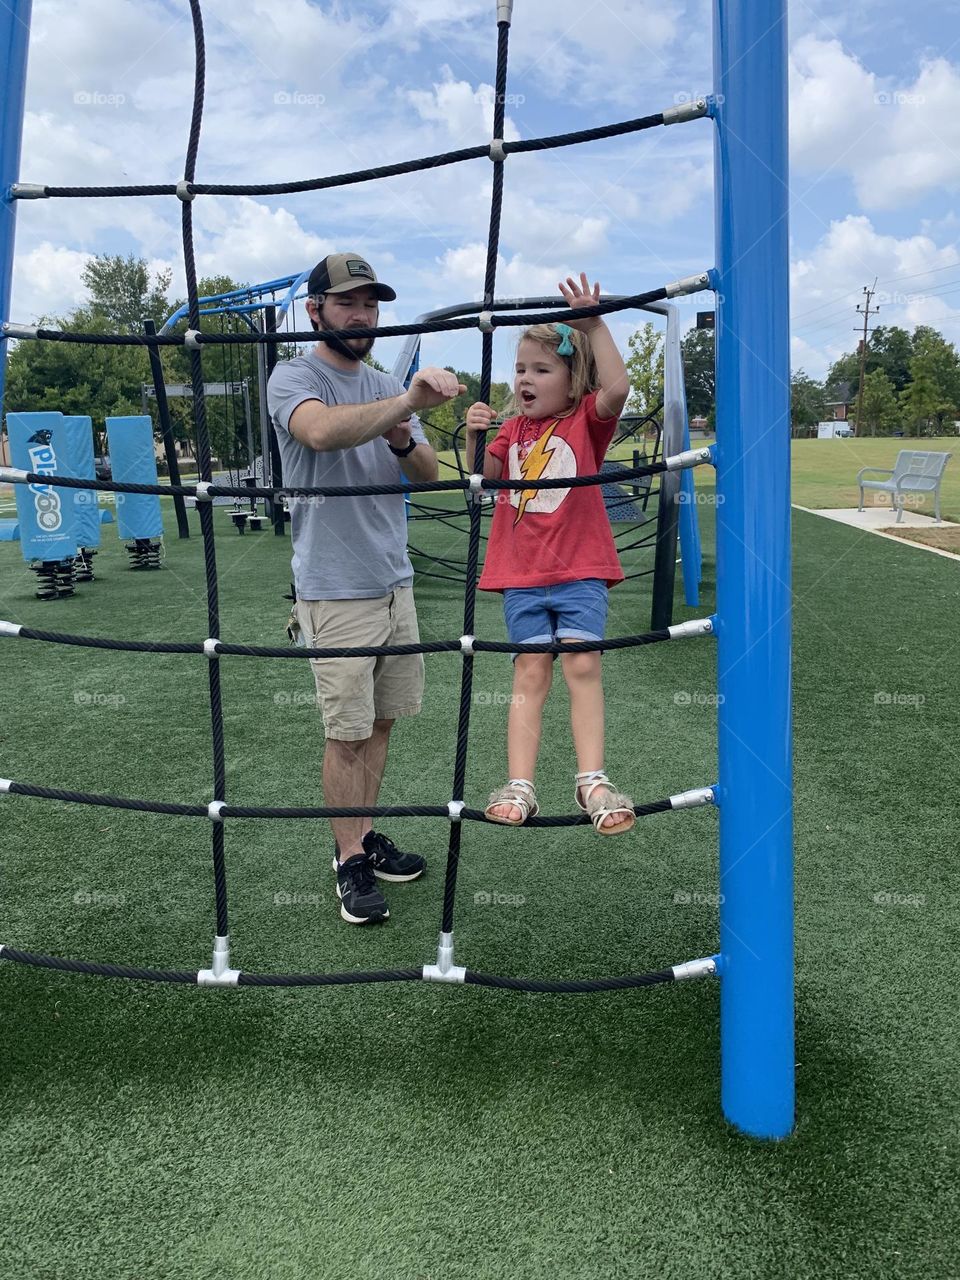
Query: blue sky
7 0 960 383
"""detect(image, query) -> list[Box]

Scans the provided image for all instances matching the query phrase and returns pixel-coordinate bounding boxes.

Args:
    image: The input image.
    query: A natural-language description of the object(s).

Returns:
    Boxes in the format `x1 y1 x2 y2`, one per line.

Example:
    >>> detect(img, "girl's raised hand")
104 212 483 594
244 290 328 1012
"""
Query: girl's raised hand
558 272 601 330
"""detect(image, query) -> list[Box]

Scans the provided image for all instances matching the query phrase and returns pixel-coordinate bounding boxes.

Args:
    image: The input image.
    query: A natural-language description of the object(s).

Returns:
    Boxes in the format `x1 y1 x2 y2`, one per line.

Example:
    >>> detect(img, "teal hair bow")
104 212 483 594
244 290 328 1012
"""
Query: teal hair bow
554 323 575 356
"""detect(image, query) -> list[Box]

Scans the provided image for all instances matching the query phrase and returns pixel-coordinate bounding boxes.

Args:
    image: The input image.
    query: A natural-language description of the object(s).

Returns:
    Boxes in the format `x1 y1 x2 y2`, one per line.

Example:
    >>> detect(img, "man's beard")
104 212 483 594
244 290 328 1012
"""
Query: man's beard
315 314 375 363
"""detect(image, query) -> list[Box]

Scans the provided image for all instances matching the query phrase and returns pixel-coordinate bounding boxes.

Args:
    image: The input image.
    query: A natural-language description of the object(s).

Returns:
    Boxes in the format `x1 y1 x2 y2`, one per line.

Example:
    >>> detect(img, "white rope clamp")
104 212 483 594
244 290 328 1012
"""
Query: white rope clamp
459 634 476 654
665 446 713 472
0 779 11 794
665 272 712 298
9 183 47 199
478 311 494 332
0 621 23 638
202 638 221 658
662 98 708 126
447 800 465 821
194 482 213 501
488 138 506 163
3 323 39 340
0 467 28 483
175 179 195 202
669 787 716 810
468 474 485 497
207 801 226 821
184 329 202 349
667 618 714 639
197 934 240 986
671 956 717 982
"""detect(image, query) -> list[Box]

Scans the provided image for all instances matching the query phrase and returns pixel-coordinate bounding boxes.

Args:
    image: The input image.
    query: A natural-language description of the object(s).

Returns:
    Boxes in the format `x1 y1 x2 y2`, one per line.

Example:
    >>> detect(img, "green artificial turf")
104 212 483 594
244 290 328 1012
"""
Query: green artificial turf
0 482 958 1279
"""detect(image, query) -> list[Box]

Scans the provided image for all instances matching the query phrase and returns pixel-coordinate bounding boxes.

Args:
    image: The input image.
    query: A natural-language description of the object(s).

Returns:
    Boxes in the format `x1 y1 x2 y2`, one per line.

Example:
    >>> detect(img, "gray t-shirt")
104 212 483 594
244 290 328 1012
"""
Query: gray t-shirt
267 349 428 599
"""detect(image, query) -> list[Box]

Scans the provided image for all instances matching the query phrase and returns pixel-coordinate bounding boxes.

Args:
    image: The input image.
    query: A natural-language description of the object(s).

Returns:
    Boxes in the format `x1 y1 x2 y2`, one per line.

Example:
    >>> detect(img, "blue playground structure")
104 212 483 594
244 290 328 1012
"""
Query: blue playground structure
0 0 792 1138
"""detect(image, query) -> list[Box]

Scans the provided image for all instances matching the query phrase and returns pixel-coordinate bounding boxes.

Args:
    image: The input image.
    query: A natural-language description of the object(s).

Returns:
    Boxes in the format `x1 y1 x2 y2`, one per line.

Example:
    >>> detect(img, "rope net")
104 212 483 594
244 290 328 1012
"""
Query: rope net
0 0 718 992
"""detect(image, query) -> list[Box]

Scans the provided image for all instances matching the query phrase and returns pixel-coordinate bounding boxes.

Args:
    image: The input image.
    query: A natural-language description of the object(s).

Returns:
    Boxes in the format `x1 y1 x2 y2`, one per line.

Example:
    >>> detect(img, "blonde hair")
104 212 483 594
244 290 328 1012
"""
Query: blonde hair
506 323 599 417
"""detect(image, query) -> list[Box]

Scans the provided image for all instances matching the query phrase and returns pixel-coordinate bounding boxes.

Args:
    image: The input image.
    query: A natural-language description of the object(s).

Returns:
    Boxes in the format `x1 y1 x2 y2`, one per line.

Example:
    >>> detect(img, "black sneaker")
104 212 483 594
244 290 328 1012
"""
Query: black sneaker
333 831 426 883
335 852 389 925
363 830 426 882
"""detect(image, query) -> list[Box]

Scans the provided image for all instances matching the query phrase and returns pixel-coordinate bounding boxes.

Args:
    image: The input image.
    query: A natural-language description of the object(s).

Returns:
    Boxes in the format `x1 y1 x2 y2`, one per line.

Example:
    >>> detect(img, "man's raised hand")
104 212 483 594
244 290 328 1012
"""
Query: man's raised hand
404 367 467 411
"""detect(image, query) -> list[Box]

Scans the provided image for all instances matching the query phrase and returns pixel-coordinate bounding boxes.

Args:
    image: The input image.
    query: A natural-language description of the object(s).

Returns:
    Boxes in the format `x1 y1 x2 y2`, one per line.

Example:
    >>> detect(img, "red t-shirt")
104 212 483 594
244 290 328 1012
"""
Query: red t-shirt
477 390 625 592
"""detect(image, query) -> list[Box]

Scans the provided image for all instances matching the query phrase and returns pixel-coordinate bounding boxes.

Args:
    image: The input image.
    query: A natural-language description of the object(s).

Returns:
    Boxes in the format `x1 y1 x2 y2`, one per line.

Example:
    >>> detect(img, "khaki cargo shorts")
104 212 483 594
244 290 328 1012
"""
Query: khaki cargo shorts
296 587 424 741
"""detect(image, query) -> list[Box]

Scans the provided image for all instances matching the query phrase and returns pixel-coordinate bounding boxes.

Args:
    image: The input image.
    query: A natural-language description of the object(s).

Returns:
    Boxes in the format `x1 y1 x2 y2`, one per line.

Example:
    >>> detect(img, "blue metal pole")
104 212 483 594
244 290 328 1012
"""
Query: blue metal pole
713 0 794 1138
0 0 33 418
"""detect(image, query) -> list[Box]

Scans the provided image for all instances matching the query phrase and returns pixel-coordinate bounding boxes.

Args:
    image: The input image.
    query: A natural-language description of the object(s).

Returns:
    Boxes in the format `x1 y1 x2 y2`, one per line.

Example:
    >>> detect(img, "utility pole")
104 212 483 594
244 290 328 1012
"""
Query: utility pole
854 281 880 436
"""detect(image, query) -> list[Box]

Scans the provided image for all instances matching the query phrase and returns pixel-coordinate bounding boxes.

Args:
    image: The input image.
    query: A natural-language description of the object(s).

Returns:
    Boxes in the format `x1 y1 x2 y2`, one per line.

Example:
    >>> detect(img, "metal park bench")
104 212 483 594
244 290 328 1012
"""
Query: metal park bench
857 450 952 523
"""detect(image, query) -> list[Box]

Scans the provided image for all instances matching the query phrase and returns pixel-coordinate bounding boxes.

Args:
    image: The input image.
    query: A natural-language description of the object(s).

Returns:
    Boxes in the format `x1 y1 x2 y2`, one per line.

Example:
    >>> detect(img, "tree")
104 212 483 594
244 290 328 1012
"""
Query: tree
859 369 901 436
83 253 173 334
624 321 664 417
899 360 945 436
3 254 178 448
870 325 913 393
790 371 825 437
912 327 960 412
681 328 715 419
824 351 860 401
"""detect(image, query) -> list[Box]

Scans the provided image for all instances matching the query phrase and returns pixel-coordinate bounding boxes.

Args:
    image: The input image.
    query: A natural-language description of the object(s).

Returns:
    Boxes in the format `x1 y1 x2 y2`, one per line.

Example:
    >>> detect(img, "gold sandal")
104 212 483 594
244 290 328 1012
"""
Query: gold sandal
574 770 635 836
484 778 540 826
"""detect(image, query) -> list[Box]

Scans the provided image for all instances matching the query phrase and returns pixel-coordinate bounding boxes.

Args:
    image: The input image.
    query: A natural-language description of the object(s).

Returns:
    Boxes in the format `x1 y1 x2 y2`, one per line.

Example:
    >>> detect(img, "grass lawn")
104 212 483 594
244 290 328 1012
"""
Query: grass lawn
0 480 958 1278
791 437 959 519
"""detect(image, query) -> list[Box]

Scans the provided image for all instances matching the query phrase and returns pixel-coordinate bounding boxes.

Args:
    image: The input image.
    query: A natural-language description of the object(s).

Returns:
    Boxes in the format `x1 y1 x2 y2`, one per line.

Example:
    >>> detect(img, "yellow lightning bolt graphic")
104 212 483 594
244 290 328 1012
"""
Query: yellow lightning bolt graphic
515 421 559 524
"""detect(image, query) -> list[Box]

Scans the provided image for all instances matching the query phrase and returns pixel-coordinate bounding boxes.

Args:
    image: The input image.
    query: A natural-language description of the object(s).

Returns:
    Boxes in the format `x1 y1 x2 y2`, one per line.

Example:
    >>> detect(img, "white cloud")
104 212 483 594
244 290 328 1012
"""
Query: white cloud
790 36 960 208
11 242 94 323
406 69 521 146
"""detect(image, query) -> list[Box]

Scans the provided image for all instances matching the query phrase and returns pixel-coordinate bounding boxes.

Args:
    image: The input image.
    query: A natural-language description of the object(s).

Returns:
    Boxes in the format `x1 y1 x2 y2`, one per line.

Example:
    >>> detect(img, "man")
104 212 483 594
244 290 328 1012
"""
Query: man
267 253 464 926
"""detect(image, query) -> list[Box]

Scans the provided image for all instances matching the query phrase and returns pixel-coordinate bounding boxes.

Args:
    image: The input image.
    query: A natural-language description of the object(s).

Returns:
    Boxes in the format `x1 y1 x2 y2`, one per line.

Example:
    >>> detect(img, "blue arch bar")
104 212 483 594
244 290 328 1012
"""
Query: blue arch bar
713 0 795 1139
0 0 33 417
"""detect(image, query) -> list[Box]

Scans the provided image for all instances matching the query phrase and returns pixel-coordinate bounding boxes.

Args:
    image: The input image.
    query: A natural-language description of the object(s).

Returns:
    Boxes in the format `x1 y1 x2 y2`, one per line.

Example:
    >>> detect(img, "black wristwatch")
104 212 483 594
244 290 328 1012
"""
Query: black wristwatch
388 438 418 458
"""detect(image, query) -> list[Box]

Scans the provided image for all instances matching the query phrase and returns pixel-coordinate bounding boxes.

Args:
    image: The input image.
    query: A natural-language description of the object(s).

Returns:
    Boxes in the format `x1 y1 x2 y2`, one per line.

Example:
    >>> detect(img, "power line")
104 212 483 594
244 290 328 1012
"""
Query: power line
853 281 880 436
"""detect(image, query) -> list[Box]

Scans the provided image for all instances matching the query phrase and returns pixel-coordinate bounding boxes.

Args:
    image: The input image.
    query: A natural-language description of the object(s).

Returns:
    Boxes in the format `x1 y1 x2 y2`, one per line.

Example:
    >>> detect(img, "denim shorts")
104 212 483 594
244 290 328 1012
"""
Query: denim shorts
503 579 608 660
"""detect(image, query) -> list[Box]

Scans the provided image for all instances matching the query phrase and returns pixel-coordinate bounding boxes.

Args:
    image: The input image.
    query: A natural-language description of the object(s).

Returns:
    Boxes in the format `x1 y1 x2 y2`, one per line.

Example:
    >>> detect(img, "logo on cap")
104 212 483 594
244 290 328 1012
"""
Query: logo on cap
346 259 373 279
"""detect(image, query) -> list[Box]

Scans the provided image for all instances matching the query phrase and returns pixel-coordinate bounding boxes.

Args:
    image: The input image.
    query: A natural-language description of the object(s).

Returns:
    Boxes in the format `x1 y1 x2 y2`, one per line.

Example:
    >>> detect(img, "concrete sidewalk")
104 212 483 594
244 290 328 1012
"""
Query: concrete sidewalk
794 504 960 562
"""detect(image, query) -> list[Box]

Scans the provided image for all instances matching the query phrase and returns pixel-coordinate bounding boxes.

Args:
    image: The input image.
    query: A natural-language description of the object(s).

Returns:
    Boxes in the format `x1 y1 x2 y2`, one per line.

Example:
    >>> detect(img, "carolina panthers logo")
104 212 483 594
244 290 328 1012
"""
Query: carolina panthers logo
28 429 53 445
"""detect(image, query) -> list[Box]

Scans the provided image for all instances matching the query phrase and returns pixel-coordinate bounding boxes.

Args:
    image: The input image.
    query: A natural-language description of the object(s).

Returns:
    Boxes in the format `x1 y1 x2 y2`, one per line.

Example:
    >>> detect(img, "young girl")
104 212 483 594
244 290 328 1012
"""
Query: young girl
465 272 634 835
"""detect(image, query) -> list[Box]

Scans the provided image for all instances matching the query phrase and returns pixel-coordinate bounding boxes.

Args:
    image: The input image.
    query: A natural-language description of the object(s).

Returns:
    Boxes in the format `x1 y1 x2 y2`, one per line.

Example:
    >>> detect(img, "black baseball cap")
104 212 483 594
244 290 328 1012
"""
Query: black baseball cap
307 253 396 302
